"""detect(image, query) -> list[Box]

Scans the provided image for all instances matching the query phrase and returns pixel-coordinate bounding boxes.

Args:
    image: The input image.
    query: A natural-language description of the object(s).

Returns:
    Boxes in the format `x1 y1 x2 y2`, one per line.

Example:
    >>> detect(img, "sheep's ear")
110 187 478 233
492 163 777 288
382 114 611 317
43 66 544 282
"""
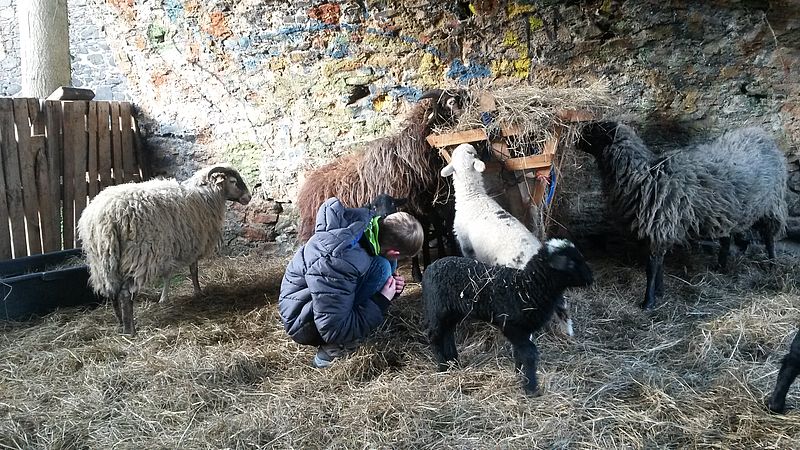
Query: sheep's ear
473 160 485 173
210 172 227 186
440 164 455 177
547 254 572 271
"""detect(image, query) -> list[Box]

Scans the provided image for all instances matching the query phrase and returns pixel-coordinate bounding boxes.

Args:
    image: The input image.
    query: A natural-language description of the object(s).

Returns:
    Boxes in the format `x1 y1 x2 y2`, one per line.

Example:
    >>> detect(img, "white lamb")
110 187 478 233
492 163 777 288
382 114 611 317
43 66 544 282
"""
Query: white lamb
77 164 251 335
441 143 573 336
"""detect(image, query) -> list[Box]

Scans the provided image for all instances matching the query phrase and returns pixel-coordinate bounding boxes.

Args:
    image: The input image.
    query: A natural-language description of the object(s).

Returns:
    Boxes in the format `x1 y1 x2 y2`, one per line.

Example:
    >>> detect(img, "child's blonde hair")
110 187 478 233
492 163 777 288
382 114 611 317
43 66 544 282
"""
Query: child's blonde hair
380 212 424 257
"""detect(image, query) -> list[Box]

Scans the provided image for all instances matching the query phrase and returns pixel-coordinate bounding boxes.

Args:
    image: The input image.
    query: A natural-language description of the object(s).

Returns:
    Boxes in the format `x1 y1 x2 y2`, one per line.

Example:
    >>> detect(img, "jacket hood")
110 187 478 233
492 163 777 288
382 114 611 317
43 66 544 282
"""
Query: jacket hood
313 198 373 256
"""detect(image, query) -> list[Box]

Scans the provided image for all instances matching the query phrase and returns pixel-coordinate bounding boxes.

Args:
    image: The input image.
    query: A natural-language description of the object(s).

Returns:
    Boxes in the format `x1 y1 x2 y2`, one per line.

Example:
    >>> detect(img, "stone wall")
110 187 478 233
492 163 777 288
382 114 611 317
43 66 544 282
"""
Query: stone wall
2 0 799 254
0 0 130 99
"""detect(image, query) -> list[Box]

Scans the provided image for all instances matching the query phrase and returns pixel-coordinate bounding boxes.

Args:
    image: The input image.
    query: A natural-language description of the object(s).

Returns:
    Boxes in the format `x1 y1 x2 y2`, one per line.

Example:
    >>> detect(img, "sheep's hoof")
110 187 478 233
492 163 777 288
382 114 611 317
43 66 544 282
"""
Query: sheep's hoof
640 299 657 310
437 360 458 372
523 386 542 397
713 263 730 274
766 395 787 414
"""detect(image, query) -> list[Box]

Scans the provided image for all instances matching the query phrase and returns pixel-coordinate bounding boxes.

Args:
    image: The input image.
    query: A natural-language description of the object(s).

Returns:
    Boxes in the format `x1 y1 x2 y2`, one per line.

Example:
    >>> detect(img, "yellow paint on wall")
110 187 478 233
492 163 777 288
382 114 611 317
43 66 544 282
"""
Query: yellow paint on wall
507 2 535 20
528 15 544 31
495 31 531 79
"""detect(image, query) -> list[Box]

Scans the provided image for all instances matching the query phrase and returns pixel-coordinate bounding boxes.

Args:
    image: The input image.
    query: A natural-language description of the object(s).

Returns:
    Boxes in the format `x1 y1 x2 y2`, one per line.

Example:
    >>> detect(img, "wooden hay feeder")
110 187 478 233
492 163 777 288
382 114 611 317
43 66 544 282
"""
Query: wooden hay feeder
426 92 593 231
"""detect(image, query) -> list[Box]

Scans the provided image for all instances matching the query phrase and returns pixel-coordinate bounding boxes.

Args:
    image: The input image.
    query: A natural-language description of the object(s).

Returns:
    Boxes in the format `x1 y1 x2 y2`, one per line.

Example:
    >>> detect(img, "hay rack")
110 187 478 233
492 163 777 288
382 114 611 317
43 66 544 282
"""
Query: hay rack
426 92 593 230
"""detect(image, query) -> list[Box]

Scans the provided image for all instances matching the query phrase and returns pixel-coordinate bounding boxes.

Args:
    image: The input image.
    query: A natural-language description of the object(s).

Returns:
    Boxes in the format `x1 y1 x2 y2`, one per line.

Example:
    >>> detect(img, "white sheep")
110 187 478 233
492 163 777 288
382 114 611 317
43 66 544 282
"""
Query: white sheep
440 143 574 336
77 164 251 335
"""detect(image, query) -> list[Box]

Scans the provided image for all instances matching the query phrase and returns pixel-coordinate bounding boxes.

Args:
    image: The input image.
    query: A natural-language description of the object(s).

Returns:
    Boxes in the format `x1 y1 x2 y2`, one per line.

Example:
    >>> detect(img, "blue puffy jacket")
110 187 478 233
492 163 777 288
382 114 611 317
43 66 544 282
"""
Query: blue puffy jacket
279 198 391 345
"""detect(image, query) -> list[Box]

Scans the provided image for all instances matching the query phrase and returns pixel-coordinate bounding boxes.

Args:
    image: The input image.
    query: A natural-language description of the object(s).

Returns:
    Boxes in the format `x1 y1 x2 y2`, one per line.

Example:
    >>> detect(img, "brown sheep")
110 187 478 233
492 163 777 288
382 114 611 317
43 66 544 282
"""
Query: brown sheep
296 89 467 278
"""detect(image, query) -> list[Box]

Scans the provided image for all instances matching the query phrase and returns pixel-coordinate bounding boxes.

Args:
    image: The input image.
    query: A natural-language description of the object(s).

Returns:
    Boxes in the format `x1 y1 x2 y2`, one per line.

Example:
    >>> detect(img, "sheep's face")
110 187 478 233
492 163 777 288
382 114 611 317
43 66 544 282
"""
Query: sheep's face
577 121 618 156
209 168 251 205
419 89 468 127
440 143 485 178
544 239 593 287
364 194 408 217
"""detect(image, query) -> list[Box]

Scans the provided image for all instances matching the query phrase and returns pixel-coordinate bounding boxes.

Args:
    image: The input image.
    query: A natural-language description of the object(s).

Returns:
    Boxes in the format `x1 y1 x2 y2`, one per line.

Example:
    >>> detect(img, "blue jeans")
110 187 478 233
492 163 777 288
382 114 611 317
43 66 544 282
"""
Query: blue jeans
354 255 396 303
314 256 396 368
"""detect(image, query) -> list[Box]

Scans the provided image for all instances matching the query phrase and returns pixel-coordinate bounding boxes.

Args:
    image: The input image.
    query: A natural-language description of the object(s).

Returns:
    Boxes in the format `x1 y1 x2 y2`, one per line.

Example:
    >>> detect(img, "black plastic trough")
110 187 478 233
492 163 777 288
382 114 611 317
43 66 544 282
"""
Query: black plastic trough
0 249 102 321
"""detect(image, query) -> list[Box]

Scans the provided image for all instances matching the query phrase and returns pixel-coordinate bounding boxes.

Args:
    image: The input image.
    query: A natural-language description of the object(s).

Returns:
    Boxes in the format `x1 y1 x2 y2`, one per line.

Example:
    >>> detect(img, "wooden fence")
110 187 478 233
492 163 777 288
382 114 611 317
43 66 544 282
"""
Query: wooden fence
0 97 149 260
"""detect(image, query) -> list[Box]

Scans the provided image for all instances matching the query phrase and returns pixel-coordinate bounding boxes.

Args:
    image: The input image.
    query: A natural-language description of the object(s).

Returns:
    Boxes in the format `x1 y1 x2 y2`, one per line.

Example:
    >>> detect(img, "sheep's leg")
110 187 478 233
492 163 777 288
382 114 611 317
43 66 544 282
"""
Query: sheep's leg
119 288 137 336
159 280 170 304
458 237 476 260
429 320 459 371
111 293 123 327
762 230 776 260
411 256 422 282
769 330 800 413
550 296 574 337
190 262 202 296
505 327 540 395
733 232 750 252
654 261 665 298
643 252 664 310
717 236 731 272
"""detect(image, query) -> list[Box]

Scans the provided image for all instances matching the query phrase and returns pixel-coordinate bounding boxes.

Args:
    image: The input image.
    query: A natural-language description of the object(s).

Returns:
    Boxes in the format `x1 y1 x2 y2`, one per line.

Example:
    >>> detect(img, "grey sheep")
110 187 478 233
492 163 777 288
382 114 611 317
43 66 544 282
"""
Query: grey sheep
423 239 593 394
577 122 788 309
77 164 251 335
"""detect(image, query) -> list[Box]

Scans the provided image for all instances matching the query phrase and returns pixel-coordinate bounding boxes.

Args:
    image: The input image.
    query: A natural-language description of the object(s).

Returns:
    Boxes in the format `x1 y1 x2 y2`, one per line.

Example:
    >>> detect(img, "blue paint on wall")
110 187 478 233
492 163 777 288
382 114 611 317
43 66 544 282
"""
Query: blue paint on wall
164 0 184 22
447 59 491 81
390 86 423 101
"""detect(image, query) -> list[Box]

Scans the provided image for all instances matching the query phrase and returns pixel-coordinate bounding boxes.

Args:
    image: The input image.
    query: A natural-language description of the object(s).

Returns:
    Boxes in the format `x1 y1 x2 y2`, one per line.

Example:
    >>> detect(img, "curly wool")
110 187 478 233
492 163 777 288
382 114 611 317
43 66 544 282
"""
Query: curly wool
591 125 788 252
296 103 443 241
78 170 229 298
443 143 542 267
424 254 562 333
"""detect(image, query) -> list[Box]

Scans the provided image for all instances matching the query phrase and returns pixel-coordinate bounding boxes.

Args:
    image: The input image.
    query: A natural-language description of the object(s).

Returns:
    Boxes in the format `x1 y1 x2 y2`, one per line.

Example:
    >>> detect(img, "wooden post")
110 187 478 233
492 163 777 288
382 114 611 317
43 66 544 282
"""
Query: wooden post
111 102 123 184
120 102 139 183
87 101 99 197
97 101 112 189
13 99 43 254
32 134 59 252
71 102 89 242
0 104 12 259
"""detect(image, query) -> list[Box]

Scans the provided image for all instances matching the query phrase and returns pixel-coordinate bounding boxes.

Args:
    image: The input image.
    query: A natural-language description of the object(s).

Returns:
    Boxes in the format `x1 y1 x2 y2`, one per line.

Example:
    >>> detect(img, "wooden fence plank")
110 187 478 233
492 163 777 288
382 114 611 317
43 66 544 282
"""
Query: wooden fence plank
132 115 149 180
44 100 63 252
32 134 58 252
119 102 139 183
61 102 78 249
71 102 89 245
87 101 99 197
28 98 45 134
97 101 112 189
0 103 11 259
13 98 42 255
110 102 123 185
0 99 26 257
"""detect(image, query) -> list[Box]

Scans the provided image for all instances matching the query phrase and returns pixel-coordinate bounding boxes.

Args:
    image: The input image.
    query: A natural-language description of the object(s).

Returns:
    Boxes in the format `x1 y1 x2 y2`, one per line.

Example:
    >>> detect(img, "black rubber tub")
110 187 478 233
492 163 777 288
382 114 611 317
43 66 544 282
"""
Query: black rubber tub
0 249 102 321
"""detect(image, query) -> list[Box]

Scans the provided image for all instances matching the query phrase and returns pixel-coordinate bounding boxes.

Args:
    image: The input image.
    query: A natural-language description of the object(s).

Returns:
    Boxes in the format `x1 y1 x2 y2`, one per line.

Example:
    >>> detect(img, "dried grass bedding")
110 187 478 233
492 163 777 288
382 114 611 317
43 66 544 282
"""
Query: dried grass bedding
1 243 799 448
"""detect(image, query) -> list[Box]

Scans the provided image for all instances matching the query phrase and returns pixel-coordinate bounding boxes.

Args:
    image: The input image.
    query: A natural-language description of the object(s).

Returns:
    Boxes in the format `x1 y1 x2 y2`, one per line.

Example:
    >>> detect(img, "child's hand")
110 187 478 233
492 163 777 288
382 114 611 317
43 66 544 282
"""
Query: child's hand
393 275 406 296
379 276 397 300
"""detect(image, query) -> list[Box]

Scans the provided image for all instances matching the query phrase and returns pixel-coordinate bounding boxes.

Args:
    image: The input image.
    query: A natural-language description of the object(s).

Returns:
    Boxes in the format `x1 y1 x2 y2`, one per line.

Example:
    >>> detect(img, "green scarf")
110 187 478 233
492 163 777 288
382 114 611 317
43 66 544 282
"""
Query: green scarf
364 216 381 255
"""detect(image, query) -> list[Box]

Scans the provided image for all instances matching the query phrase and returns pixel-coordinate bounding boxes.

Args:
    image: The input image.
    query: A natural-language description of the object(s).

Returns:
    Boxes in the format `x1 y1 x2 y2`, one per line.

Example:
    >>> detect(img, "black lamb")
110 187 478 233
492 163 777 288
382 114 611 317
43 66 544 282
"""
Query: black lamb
577 122 788 309
423 239 593 395
768 330 800 413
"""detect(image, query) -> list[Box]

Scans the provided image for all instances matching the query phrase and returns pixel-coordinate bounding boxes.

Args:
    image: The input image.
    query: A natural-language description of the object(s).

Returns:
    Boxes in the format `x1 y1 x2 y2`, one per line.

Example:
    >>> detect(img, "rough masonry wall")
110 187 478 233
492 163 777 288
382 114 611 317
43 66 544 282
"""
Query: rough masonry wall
0 0 130 100
4 1 800 253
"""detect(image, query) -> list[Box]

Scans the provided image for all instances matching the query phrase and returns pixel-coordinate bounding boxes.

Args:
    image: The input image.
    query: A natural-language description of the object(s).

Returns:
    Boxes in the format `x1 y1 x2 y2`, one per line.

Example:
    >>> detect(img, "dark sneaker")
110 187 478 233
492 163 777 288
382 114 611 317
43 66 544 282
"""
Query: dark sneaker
312 348 334 369
311 343 360 368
